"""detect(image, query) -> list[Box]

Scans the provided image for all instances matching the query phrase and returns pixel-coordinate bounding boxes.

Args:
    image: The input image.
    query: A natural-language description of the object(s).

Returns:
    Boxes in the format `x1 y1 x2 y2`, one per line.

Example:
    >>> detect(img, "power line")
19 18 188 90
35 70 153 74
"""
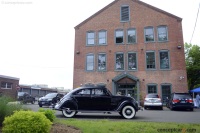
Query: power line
190 2 200 44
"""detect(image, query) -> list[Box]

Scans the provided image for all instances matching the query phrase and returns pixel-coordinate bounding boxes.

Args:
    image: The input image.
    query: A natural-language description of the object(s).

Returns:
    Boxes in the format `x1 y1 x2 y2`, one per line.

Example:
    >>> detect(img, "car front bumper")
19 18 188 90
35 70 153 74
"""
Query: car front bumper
144 102 162 107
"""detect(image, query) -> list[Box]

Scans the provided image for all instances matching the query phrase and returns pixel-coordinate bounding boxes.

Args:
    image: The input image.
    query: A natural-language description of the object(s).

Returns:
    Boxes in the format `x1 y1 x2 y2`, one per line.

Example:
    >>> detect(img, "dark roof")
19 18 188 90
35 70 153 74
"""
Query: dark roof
74 0 182 29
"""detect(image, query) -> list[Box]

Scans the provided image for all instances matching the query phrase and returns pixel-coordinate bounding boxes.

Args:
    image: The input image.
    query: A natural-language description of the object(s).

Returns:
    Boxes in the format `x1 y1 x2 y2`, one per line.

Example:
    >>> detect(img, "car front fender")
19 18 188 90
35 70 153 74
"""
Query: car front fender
61 99 78 110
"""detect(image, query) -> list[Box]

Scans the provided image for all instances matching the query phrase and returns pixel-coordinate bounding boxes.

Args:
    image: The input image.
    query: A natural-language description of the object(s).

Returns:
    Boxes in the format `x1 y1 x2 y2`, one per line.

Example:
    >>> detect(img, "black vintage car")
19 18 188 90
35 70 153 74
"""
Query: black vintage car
54 85 140 119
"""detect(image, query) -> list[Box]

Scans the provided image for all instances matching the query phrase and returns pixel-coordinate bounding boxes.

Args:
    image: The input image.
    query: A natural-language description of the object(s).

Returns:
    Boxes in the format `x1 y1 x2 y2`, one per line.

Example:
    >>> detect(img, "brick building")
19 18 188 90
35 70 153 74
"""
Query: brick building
0 75 20 99
73 0 187 104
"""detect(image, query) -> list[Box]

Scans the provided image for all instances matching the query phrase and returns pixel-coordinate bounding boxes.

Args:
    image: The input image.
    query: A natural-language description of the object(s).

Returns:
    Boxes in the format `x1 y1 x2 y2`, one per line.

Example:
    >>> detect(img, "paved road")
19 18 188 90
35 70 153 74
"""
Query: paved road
24 103 200 124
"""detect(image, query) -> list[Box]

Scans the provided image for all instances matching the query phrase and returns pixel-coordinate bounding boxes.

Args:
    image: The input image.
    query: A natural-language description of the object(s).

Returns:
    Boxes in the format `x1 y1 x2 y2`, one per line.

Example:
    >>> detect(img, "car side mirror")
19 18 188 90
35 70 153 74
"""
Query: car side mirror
166 97 168 100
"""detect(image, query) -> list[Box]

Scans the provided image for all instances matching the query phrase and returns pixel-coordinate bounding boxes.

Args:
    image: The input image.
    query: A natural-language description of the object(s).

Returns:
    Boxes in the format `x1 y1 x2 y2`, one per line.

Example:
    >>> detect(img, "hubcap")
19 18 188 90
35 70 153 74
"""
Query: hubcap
126 109 132 115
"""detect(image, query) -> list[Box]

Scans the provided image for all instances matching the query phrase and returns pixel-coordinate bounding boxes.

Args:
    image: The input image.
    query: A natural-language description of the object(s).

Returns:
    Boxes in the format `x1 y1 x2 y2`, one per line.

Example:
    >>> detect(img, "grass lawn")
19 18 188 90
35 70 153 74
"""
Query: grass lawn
56 119 200 133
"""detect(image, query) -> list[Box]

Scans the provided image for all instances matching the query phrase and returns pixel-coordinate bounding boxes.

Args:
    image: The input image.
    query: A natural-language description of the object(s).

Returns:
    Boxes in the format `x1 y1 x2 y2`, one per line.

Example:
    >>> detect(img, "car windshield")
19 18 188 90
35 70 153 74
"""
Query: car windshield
146 94 159 98
18 92 25 96
45 93 57 98
174 94 192 99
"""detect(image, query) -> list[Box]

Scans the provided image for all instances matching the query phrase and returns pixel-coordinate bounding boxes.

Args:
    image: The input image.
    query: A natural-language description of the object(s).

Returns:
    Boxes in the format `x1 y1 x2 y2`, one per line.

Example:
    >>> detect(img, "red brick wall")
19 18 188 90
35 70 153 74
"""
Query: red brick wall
73 0 187 95
0 77 19 100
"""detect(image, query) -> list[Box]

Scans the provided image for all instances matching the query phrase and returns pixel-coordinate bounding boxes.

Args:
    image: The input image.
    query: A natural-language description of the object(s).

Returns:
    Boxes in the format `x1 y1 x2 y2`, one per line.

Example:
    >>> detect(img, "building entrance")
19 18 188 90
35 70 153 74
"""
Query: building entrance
117 84 136 98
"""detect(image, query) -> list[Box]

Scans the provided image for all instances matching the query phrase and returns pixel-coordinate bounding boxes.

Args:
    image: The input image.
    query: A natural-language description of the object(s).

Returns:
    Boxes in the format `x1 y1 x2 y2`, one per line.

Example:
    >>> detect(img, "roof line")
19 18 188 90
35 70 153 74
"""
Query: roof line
74 0 182 29
74 0 119 29
137 0 182 21
0 75 20 80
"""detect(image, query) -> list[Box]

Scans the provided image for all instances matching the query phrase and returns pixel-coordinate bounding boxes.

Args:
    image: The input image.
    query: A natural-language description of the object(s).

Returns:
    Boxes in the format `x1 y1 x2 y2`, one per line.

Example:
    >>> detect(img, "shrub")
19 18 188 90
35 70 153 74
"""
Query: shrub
2 110 52 133
0 96 26 126
38 108 56 122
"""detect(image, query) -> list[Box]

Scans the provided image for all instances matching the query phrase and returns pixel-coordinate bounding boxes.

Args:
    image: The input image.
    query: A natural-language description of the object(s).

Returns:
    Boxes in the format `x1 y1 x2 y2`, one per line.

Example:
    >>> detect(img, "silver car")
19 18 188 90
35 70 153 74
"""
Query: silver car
144 93 163 110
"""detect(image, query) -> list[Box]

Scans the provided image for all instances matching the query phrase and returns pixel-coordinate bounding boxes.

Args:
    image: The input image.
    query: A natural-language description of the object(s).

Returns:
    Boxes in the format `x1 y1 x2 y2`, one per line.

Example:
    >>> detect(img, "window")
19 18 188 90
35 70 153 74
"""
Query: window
146 51 156 69
86 32 95 45
128 53 137 70
115 53 124 70
121 5 129 22
127 29 136 44
98 30 107 45
160 51 170 69
144 27 154 42
115 30 124 44
147 85 157 93
158 26 168 41
1 82 12 89
92 89 105 95
98 53 106 71
86 54 94 71
76 89 91 95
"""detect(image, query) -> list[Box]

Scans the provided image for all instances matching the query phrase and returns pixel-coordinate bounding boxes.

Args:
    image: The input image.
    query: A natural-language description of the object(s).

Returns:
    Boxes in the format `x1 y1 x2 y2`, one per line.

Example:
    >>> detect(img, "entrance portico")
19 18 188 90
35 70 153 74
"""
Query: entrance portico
112 73 140 103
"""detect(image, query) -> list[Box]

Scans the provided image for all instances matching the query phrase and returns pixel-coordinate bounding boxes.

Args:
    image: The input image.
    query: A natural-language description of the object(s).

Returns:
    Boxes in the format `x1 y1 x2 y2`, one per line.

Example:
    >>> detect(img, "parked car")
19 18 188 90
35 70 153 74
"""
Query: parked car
167 93 194 111
38 93 64 107
17 92 35 104
144 93 163 110
54 85 141 119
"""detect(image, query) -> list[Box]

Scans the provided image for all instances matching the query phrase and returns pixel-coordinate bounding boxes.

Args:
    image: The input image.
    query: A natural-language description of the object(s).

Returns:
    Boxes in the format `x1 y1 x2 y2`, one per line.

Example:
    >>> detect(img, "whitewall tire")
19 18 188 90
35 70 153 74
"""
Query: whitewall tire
122 106 136 119
62 109 76 118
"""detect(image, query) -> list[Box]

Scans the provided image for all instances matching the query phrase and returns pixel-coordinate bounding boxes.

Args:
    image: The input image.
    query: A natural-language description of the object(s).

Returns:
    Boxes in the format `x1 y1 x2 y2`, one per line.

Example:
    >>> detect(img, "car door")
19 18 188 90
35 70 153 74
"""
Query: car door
91 88 111 111
73 88 92 110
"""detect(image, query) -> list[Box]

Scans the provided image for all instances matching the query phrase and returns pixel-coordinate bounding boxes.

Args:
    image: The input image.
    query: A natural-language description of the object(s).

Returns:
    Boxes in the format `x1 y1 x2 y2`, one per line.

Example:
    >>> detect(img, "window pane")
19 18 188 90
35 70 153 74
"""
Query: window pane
145 27 154 42
148 85 157 93
86 55 94 71
158 26 168 41
121 6 129 21
127 29 136 43
1 82 6 88
87 32 95 45
1 82 12 89
116 30 123 44
99 31 106 44
160 51 169 69
7 83 12 88
146 52 155 69
128 53 137 70
116 53 124 70
98 54 106 70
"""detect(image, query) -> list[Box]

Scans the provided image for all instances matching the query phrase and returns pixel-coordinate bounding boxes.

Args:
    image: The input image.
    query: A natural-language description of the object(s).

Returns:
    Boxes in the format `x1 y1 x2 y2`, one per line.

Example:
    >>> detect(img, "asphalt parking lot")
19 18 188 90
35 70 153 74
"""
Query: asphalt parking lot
24 103 200 124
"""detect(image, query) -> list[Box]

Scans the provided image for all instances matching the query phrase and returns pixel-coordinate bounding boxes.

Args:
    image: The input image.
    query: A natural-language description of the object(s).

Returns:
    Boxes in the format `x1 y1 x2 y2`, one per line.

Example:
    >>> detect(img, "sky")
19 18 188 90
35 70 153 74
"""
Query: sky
0 0 199 89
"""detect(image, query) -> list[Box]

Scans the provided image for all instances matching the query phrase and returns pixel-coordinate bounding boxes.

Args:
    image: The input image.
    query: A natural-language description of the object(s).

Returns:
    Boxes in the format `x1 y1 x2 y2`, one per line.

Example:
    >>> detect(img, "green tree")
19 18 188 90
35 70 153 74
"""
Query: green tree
185 43 200 90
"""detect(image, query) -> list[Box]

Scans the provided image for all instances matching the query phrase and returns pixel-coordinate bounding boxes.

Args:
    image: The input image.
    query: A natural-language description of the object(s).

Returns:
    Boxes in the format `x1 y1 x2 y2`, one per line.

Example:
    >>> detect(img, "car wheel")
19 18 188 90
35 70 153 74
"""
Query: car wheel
121 105 136 119
160 106 163 110
144 106 147 110
62 109 76 118
39 104 42 107
190 108 193 111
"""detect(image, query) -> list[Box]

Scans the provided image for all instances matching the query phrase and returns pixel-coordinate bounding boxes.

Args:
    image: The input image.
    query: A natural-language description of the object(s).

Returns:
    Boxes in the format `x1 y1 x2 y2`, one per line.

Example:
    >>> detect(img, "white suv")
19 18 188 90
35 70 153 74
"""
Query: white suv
144 93 163 110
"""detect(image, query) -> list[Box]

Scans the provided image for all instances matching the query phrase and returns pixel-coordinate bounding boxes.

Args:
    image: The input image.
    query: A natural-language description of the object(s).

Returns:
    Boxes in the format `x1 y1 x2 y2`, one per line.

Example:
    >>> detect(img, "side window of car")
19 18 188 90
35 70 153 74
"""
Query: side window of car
76 89 91 95
92 89 105 96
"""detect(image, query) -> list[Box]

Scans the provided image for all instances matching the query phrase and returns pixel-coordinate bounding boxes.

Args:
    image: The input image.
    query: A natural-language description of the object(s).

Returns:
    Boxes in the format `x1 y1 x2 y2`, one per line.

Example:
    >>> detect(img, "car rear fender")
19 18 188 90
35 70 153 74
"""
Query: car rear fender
61 100 78 110
116 100 135 111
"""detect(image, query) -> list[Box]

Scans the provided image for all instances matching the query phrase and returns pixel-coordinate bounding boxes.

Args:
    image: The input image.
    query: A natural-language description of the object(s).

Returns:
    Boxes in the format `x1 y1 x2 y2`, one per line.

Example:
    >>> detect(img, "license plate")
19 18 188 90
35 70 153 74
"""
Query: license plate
181 101 185 103
42 102 45 104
